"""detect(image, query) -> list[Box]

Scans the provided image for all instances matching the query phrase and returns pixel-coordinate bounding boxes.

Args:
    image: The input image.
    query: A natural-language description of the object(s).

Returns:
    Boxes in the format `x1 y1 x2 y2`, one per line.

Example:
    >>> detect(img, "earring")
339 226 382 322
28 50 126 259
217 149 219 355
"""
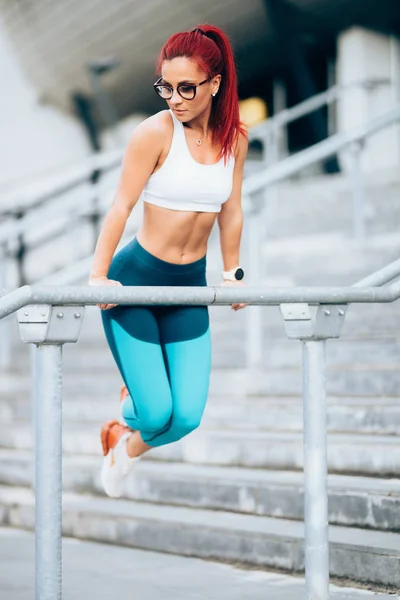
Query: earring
212 92 217 97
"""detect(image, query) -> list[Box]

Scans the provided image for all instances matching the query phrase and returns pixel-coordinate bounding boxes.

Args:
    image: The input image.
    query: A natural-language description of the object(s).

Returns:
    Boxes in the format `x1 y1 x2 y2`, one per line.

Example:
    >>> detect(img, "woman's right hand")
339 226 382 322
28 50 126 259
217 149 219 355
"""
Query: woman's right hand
88 276 123 310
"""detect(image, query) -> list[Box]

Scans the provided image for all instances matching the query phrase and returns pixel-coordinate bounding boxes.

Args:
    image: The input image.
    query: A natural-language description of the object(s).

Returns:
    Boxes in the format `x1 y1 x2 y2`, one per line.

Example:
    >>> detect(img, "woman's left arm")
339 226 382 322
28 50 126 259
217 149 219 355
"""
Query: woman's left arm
217 132 249 310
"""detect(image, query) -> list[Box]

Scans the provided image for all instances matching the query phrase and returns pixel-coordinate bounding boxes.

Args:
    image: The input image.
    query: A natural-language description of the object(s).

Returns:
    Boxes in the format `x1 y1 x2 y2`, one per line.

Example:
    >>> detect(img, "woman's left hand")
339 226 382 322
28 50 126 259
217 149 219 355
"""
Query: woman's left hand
221 280 247 311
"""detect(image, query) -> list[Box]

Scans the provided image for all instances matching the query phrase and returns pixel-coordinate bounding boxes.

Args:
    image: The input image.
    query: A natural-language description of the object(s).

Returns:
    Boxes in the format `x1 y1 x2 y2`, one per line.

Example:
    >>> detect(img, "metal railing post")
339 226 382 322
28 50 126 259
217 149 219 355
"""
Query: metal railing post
280 302 348 600
0 249 13 370
35 343 63 600
350 140 366 244
16 303 85 600
302 339 329 600
246 199 264 376
31 344 38 489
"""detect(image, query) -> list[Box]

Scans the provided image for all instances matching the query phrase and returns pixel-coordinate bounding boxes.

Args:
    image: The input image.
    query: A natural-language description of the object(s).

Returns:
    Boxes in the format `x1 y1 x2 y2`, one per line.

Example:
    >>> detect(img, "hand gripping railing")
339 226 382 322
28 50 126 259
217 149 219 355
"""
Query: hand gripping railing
1 266 400 600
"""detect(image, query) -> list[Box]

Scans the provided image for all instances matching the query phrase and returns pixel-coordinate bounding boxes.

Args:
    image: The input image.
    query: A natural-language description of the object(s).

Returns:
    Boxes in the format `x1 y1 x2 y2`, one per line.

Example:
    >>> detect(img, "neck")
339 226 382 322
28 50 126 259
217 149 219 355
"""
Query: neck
184 104 212 138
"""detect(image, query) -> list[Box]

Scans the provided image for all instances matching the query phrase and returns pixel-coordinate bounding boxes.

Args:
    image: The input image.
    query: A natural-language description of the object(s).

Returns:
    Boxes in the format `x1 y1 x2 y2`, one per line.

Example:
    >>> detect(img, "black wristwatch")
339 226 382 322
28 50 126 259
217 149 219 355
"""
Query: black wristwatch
222 266 244 281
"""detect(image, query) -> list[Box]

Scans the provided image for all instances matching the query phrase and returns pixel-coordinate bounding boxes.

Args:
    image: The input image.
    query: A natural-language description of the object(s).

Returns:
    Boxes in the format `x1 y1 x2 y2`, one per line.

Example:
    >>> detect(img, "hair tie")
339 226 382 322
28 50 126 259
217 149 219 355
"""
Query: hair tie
191 27 207 36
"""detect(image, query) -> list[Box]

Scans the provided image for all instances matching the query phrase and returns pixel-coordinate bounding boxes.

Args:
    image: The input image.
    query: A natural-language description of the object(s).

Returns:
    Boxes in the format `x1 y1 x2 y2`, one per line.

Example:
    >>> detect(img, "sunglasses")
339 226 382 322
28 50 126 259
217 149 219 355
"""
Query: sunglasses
153 77 210 100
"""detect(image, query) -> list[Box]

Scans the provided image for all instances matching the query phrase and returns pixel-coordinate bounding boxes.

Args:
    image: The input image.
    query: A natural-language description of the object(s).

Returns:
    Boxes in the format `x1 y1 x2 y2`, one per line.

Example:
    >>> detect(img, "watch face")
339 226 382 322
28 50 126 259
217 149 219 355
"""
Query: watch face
235 268 244 281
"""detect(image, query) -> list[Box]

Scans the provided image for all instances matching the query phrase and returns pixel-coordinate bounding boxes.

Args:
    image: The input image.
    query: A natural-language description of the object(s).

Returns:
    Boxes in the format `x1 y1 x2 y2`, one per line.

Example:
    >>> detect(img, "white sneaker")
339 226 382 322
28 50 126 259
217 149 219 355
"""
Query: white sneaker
100 420 140 498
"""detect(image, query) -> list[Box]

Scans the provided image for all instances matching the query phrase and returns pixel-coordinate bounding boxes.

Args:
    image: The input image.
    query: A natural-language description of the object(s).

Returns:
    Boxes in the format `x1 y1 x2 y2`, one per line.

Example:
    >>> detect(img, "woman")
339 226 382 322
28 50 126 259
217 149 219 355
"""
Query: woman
89 24 248 498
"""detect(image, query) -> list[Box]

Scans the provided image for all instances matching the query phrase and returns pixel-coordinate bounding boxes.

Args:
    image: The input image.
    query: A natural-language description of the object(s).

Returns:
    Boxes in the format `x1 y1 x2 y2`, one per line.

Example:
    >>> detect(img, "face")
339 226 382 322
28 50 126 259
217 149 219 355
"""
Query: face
159 57 221 122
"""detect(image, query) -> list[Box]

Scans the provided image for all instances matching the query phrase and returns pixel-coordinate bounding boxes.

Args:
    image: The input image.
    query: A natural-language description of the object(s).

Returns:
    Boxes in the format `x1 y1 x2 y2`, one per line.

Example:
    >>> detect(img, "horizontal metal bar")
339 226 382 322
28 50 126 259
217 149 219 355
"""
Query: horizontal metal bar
0 187 99 247
0 149 123 214
353 257 400 288
248 86 343 143
1 283 399 320
272 85 341 128
270 79 389 130
243 105 400 195
248 79 389 143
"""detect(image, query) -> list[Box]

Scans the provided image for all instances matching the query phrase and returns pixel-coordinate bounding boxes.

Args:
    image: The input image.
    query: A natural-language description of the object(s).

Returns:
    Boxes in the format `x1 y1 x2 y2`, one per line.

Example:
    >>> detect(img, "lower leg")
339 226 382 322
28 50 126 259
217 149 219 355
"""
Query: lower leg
126 431 152 458
120 386 152 457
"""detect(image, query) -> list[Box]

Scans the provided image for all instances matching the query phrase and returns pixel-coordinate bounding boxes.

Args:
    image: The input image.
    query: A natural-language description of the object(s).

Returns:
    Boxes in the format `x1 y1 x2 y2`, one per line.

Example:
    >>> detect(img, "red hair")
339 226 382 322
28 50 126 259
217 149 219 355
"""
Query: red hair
157 24 247 164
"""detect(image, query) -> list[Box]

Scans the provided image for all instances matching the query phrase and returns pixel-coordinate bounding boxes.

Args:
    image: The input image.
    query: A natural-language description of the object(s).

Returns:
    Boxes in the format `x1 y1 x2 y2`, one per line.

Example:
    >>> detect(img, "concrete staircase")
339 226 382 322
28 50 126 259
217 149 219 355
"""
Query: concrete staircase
0 172 400 591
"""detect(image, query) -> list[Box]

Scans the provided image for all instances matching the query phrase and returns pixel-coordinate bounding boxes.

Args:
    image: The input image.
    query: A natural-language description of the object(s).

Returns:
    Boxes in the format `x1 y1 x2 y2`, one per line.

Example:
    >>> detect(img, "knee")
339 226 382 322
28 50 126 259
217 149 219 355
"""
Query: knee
172 413 202 439
141 405 172 433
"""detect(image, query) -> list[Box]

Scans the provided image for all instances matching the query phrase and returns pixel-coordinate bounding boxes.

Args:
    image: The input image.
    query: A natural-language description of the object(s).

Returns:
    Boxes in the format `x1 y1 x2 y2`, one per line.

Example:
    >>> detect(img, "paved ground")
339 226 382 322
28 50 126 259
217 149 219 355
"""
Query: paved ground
0 528 398 600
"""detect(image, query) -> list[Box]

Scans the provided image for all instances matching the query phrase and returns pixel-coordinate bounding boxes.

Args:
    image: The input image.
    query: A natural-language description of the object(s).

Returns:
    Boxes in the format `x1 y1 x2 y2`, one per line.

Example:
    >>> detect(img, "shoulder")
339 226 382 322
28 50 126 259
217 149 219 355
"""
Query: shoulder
125 110 173 153
233 127 249 163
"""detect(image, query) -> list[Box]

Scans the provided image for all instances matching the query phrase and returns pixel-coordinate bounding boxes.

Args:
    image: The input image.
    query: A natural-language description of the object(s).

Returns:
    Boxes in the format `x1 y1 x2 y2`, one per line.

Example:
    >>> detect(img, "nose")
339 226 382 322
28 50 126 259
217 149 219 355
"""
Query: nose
170 88 183 105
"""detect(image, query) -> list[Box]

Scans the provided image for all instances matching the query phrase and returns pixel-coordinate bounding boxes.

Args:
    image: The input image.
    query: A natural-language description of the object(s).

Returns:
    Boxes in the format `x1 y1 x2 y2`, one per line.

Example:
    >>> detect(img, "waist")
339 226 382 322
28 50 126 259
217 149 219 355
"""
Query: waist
108 237 207 287
131 237 206 274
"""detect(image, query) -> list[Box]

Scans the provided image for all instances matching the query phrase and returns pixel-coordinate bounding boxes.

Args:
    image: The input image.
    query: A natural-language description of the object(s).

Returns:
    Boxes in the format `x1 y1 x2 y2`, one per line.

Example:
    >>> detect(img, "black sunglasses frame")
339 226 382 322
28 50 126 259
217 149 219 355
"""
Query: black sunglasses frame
153 77 210 100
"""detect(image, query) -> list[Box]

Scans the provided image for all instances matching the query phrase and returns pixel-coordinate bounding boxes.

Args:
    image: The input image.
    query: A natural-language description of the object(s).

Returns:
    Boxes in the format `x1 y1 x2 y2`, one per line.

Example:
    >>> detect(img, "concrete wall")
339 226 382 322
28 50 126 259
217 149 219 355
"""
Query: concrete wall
336 27 400 174
0 14 91 194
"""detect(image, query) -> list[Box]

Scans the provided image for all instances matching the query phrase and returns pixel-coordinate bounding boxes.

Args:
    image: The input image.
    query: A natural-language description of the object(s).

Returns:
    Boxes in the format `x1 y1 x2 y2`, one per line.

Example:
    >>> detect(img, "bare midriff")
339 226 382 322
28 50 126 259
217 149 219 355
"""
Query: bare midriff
136 202 217 264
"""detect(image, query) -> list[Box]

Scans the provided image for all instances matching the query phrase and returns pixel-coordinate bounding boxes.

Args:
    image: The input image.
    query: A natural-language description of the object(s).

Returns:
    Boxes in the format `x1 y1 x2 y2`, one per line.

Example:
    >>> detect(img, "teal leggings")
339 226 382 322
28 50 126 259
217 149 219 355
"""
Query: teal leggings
101 237 211 447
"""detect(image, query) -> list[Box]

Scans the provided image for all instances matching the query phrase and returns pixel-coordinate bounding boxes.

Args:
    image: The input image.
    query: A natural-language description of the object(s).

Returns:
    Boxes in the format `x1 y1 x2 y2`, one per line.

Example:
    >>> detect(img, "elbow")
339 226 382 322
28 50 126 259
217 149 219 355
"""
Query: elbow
111 196 134 220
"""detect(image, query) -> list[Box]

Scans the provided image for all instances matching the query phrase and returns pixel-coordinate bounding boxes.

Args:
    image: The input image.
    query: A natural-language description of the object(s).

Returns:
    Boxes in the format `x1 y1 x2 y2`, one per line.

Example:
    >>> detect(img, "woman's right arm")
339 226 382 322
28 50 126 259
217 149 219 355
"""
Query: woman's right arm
89 115 166 282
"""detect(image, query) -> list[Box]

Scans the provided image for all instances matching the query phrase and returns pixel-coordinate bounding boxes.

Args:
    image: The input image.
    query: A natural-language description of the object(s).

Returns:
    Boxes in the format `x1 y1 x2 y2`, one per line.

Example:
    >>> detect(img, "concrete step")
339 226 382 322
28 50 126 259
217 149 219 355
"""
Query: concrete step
264 176 400 239
1 485 399 588
46 366 400 398
1 450 399 532
3 363 400 398
2 393 400 435
8 336 400 376
1 421 400 476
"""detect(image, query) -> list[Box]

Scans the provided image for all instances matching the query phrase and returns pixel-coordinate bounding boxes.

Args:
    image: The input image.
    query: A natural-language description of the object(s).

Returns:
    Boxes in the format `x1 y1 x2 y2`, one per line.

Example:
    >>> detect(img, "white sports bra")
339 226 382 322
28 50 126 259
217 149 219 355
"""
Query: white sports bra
142 109 235 213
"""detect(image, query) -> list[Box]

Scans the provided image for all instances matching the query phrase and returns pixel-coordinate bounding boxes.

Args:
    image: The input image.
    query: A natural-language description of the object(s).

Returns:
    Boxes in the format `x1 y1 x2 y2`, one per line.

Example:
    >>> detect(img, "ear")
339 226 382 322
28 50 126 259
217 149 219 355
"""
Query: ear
212 74 222 94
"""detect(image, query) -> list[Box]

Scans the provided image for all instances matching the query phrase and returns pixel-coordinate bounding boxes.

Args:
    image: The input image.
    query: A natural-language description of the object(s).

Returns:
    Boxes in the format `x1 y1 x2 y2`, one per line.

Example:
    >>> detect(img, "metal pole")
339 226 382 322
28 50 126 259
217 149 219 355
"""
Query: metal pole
272 77 288 160
327 59 336 138
246 210 263 374
0 252 12 370
302 340 329 600
350 141 366 244
31 344 38 489
35 343 63 600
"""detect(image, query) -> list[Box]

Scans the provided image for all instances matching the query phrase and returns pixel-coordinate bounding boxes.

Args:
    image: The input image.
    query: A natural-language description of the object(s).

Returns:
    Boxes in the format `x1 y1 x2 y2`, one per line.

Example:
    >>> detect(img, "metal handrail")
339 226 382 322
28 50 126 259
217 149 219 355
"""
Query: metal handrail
1 261 400 600
354 257 400 287
0 148 122 215
1 281 400 320
248 78 391 143
243 104 400 196
248 84 344 142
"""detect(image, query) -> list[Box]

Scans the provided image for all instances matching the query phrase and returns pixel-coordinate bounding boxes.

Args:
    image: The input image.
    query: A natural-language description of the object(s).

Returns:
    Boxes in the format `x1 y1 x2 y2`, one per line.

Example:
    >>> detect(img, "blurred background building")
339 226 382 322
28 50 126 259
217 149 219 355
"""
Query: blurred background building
1 0 400 186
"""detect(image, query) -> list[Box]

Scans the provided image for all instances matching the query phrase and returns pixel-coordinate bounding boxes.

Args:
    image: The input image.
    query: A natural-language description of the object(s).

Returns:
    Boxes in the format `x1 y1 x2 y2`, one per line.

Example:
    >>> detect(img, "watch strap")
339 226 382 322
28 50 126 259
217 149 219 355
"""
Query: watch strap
222 266 242 281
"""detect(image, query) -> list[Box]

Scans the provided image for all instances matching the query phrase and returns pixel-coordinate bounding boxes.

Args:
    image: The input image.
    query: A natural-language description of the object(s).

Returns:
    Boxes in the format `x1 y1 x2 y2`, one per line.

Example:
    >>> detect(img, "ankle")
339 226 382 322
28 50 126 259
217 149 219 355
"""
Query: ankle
126 432 140 459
